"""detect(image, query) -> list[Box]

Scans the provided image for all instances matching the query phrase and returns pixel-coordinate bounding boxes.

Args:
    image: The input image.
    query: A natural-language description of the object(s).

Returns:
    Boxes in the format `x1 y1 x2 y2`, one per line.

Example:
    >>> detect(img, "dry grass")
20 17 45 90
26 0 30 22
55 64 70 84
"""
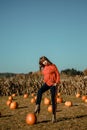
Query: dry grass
0 95 87 130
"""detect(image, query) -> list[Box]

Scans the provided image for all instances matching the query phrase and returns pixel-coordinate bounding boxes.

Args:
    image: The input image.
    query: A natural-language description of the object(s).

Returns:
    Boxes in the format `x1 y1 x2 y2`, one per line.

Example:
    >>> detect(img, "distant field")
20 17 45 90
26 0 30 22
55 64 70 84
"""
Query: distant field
0 94 87 130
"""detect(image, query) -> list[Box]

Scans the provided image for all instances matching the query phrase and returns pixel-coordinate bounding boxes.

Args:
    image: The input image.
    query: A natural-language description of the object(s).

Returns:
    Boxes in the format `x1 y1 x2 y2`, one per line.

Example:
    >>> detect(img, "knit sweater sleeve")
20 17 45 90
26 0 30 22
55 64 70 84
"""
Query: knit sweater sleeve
53 65 60 83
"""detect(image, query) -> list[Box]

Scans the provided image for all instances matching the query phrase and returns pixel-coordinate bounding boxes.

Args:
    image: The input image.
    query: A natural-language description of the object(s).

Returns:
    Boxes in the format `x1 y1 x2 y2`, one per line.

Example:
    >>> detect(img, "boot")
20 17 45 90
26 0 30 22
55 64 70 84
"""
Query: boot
52 114 56 123
34 104 40 114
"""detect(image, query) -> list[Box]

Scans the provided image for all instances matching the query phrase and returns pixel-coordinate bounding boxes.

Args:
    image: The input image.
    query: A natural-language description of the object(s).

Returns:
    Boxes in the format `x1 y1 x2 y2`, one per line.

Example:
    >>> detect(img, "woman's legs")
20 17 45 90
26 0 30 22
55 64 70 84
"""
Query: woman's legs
50 86 57 122
36 83 50 105
34 83 50 114
35 83 58 123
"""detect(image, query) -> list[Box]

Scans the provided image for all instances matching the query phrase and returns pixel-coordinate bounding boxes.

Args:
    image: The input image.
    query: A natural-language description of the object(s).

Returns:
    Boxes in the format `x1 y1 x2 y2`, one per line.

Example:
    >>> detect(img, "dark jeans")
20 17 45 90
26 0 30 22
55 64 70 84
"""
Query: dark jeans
36 83 57 114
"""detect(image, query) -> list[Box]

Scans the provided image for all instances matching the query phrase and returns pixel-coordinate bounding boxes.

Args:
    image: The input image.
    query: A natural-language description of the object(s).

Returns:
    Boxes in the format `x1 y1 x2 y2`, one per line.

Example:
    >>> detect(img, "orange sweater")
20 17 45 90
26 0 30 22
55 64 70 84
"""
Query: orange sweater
42 64 60 86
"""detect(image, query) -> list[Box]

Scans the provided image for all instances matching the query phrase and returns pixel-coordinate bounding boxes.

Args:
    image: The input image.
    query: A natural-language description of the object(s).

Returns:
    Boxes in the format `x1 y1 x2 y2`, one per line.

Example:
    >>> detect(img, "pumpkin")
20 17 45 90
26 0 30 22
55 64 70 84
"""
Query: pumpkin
31 93 35 97
85 99 87 103
65 101 72 107
76 93 81 98
57 92 61 97
12 93 16 97
8 96 13 101
48 105 52 113
34 96 37 100
10 101 18 109
44 97 51 105
24 94 28 99
31 98 36 104
82 95 87 101
26 113 37 125
6 100 12 106
56 97 63 103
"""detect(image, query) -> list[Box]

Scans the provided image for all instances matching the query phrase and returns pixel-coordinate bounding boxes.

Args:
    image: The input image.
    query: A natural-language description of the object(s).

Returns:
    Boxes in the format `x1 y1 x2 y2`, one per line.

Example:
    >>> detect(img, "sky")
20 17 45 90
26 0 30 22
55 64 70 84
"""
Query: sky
0 0 87 73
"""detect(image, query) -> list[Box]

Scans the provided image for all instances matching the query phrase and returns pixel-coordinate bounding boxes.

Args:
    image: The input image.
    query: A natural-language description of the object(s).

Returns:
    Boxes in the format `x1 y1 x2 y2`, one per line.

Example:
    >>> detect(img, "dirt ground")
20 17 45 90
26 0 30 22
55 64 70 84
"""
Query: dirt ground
0 95 87 130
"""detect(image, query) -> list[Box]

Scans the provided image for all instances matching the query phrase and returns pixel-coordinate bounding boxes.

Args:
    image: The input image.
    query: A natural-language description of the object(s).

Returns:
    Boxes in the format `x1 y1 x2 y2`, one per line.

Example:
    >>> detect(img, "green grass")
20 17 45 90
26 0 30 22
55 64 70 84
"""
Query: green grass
0 95 87 130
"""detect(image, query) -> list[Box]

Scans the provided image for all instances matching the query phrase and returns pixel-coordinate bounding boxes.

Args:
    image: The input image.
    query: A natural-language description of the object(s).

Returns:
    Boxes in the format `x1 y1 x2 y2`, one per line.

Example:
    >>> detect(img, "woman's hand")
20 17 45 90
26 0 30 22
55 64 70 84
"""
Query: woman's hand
53 83 57 86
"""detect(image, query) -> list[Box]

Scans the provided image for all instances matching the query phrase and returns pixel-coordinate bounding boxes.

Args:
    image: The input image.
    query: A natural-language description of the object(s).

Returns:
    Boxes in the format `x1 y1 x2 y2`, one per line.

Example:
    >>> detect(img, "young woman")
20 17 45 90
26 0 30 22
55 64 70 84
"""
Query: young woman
34 56 60 123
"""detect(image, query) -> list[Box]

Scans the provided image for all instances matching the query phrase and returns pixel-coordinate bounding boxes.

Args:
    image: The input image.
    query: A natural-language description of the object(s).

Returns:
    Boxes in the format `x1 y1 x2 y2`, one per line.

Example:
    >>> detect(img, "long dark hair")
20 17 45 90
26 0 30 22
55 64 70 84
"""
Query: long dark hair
39 56 53 70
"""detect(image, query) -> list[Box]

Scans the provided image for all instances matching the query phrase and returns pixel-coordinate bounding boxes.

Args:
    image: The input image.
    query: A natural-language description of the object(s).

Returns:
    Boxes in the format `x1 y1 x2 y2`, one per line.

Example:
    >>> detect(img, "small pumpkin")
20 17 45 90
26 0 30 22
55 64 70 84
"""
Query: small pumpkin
56 97 63 103
30 98 36 104
24 94 28 99
12 93 16 97
65 101 72 107
82 95 87 101
44 97 51 105
31 93 35 97
8 96 13 101
6 100 12 106
48 105 52 113
76 93 81 98
10 101 18 109
57 92 61 97
85 99 87 103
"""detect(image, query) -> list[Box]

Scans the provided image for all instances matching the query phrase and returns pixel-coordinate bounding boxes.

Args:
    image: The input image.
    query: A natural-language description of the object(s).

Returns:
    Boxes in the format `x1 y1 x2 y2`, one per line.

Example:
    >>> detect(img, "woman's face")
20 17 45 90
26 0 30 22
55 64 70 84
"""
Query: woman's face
42 60 48 65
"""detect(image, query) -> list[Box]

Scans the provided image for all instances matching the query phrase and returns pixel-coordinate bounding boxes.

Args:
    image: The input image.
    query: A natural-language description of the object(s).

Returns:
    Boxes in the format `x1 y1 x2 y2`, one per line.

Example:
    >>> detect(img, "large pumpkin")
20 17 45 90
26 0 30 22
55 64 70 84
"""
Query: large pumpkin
26 113 37 125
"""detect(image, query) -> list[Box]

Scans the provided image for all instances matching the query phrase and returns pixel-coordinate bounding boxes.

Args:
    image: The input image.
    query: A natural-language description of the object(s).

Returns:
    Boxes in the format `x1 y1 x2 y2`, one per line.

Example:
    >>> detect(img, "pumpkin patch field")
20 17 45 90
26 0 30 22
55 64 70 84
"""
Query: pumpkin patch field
0 94 87 130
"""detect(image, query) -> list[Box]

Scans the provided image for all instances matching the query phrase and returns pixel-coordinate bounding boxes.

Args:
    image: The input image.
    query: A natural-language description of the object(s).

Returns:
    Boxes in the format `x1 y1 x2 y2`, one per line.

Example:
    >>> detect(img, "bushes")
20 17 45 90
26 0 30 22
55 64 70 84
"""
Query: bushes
61 68 83 76
0 70 87 96
0 71 43 96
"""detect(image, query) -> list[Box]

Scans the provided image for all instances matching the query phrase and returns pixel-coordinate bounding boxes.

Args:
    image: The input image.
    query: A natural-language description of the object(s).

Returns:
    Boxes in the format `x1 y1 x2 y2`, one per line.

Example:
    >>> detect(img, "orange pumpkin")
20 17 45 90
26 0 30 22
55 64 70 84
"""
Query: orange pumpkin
6 100 12 106
8 96 13 101
24 94 28 99
84 99 87 103
76 93 81 98
30 98 36 104
48 105 52 113
10 101 18 109
12 93 16 97
31 93 35 97
56 97 63 103
26 113 37 125
34 96 37 100
44 97 51 105
65 101 72 107
57 92 61 97
82 95 87 101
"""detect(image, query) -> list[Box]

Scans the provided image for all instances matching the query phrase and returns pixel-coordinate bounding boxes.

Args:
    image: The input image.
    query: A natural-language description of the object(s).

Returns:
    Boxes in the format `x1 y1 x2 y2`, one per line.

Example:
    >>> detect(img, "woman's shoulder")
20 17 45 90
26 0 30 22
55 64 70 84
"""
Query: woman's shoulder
51 64 57 68
48 64 57 70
